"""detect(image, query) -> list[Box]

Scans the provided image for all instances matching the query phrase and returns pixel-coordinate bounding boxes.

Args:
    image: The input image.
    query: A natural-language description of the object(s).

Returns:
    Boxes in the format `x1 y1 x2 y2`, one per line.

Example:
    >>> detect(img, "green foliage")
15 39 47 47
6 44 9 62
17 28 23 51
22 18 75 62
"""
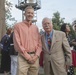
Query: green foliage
52 11 65 30
5 0 12 20
5 0 17 28
52 11 76 38
69 25 76 39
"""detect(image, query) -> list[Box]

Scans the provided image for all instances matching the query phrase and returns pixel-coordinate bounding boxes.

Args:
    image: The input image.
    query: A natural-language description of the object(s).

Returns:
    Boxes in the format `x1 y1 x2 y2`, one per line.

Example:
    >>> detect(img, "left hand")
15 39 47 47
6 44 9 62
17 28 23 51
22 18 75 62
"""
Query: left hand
66 65 70 72
32 55 38 62
27 57 35 64
27 55 39 64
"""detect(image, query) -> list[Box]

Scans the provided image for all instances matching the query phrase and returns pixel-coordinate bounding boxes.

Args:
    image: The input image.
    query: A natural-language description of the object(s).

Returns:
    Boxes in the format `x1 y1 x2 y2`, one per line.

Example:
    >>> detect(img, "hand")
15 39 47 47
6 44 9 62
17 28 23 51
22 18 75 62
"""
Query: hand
21 52 31 60
27 57 35 64
21 53 34 64
66 65 70 72
32 55 38 62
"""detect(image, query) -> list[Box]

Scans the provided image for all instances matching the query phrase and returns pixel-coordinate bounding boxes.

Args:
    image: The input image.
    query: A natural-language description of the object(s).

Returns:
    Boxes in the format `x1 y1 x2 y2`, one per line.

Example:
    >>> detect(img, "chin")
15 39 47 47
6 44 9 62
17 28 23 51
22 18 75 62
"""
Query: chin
45 30 50 33
27 19 32 22
46 29 51 31
27 18 32 21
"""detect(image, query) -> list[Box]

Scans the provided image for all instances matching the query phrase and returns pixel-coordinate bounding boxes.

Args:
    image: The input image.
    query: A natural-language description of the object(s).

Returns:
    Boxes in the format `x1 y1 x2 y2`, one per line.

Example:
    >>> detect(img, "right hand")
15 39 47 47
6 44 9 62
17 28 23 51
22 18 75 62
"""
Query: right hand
27 57 35 64
21 53 34 64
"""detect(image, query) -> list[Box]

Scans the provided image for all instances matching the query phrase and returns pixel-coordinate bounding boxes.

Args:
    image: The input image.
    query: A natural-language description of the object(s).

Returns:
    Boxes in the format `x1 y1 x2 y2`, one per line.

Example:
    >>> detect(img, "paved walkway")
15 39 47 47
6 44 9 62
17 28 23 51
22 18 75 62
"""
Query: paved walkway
0 74 4 75
0 73 10 75
0 73 11 75
0 67 44 75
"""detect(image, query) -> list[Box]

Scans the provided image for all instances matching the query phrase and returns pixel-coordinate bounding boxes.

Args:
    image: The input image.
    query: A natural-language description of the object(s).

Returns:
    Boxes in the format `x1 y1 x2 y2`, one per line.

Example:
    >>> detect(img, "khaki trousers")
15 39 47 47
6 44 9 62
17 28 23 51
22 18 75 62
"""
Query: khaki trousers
17 54 39 75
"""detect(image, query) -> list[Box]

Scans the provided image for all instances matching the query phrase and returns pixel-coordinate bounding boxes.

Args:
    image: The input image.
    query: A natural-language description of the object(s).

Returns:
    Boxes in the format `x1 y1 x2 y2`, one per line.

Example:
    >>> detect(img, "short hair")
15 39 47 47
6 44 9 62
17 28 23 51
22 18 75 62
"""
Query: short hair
24 6 34 13
60 23 67 33
42 17 52 24
6 28 12 34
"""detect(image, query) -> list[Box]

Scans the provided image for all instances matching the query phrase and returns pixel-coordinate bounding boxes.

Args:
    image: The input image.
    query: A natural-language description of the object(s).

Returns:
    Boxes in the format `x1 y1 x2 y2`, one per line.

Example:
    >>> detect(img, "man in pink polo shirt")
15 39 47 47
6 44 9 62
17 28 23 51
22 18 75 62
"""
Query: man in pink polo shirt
13 6 42 75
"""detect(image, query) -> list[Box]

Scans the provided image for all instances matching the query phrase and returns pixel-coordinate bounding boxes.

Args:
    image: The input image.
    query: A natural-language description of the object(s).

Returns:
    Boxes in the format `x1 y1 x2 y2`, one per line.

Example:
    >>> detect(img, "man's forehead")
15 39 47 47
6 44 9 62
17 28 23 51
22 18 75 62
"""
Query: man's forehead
43 18 51 23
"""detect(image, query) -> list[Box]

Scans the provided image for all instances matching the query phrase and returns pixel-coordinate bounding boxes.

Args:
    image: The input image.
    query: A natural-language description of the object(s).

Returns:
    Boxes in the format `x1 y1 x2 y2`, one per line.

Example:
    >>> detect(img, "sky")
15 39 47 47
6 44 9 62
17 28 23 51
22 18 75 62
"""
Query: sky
10 0 76 29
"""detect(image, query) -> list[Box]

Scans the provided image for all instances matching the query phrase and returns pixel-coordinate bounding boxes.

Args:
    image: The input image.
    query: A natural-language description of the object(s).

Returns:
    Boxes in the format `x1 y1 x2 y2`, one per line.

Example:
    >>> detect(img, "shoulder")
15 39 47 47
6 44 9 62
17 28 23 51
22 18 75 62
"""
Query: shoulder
14 22 24 29
3 34 7 37
32 24 38 29
1 34 7 41
54 30 66 37
55 30 65 34
31 24 39 32
2 34 8 39
41 32 45 38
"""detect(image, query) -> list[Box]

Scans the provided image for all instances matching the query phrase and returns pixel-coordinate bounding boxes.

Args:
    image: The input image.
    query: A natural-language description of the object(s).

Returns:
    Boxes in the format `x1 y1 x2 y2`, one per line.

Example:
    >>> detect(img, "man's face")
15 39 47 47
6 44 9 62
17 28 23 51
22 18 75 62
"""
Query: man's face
42 19 53 33
25 9 34 21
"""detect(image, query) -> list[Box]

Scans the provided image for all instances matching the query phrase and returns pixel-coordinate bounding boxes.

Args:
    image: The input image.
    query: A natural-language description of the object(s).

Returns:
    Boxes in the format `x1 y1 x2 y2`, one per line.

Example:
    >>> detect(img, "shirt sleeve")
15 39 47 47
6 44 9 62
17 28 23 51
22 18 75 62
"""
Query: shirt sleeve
35 28 42 57
13 25 31 60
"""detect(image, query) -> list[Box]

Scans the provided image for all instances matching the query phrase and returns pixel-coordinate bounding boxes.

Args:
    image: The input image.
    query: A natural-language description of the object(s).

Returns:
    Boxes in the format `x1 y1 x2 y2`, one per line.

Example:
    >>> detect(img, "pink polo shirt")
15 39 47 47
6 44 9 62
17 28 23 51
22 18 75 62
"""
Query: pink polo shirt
13 20 42 60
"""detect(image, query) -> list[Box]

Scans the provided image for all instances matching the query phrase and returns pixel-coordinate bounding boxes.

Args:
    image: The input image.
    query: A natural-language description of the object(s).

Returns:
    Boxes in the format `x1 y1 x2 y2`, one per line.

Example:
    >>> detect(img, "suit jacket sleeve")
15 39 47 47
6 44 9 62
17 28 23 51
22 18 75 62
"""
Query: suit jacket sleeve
62 32 72 65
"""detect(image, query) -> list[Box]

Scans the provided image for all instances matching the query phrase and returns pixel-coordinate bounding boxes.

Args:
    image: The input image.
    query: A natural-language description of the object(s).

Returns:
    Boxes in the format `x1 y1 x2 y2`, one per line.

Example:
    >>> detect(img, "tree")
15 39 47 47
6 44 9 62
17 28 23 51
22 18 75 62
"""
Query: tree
5 0 17 28
52 11 76 39
69 24 76 39
52 11 65 30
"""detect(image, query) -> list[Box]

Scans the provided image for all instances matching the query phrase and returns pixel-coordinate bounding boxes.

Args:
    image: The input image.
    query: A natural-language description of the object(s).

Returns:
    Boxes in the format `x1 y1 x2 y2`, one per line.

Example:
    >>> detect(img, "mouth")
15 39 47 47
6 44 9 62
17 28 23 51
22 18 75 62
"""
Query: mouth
45 27 49 29
28 16 32 18
29 15 32 17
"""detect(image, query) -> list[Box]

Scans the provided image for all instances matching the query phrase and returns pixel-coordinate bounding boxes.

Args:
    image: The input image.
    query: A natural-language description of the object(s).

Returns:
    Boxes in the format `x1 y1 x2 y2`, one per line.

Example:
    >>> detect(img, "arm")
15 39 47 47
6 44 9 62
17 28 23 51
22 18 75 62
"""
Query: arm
70 39 76 46
35 28 42 57
33 28 42 62
0 35 7 49
13 25 32 60
0 35 7 44
62 33 72 66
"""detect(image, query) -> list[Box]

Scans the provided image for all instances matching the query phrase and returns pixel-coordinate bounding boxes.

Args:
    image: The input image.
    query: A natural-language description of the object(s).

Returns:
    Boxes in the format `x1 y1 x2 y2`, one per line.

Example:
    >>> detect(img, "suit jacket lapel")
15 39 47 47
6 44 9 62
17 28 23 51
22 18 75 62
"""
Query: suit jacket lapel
42 33 49 51
51 30 56 50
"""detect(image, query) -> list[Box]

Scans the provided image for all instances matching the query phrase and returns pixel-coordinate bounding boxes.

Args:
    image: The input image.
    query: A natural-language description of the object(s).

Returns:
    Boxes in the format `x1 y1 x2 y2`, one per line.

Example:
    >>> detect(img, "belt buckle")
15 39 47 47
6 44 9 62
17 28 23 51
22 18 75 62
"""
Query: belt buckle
27 51 35 54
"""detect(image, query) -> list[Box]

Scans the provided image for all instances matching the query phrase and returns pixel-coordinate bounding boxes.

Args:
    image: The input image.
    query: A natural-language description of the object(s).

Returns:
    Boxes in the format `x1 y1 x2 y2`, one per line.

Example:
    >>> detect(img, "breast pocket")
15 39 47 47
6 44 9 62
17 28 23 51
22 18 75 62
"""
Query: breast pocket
51 40 62 53
54 40 62 46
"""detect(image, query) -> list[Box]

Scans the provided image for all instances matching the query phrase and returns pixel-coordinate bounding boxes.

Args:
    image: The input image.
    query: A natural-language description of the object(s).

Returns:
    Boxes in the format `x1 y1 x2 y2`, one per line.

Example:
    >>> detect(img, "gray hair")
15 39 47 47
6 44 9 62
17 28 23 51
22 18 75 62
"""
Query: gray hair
42 17 52 24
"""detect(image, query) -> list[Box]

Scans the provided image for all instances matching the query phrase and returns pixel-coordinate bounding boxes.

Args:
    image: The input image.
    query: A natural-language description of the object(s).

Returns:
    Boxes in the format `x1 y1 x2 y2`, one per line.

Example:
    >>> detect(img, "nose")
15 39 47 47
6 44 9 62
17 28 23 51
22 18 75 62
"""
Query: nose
29 13 32 15
45 24 49 27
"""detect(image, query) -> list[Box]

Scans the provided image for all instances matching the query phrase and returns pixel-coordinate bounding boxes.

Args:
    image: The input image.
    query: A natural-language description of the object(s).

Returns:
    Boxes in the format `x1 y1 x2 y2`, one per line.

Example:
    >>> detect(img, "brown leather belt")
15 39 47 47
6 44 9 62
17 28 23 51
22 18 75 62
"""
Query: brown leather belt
27 52 35 54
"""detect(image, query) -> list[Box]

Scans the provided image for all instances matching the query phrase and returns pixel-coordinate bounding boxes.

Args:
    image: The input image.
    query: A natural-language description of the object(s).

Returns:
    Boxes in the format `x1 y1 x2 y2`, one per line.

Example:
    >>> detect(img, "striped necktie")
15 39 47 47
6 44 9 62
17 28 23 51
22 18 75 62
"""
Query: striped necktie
47 37 51 50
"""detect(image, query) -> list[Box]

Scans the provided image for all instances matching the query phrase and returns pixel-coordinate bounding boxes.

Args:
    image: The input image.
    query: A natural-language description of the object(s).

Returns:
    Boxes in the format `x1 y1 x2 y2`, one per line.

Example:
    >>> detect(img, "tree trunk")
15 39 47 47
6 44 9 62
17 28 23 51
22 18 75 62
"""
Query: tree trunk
0 0 6 41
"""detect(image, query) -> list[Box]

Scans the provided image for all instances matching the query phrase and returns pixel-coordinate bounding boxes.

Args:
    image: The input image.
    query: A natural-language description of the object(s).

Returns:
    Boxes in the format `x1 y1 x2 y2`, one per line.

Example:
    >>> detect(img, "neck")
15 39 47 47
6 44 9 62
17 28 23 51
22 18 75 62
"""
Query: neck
26 19 32 26
26 19 32 23
47 30 52 34
46 31 51 35
66 32 69 36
